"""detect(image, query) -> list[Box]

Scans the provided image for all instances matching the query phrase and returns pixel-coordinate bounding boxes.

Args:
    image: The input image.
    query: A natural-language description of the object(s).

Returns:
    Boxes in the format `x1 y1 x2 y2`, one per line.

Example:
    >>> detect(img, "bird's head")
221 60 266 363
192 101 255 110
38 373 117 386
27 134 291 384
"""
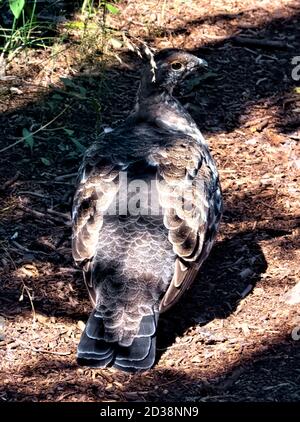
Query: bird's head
140 48 208 98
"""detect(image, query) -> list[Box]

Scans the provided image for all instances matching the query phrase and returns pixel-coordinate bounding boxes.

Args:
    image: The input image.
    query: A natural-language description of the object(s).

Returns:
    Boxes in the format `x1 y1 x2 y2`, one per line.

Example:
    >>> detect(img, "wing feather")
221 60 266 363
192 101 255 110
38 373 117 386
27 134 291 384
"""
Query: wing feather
152 138 222 312
72 153 122 266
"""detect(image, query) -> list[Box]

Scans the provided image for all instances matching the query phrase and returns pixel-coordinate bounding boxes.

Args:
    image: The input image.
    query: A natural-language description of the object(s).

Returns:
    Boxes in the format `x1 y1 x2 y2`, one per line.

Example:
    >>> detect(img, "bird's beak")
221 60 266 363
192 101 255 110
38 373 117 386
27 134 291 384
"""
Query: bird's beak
196 57 208 68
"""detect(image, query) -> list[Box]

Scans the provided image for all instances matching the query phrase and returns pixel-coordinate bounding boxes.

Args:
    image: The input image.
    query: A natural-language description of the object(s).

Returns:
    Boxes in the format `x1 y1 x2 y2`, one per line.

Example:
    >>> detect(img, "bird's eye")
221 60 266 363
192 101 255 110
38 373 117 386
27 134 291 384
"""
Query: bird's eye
171 62 184 71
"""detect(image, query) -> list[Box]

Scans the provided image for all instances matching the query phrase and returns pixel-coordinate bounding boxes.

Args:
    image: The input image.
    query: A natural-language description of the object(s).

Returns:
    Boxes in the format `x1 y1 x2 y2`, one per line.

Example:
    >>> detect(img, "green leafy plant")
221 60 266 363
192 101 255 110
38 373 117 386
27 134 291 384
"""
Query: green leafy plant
1 0 120 60
40 157 51 166
81 0 120 15
22 127 34 151
60 77 87 99
63 128 86 154
0 0 120 159
9 0 25 19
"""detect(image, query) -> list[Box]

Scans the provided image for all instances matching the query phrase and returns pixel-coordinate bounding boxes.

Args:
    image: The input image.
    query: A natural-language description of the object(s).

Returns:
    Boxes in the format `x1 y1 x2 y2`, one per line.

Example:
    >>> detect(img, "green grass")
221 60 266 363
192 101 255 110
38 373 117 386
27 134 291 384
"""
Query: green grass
0 0 120 59
0 0 122 164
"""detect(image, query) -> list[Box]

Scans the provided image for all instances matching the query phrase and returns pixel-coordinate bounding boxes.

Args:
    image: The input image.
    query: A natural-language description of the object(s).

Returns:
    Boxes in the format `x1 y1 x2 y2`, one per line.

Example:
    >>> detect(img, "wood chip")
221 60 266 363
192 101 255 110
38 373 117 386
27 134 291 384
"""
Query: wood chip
77 321 86 332
283 282 300 305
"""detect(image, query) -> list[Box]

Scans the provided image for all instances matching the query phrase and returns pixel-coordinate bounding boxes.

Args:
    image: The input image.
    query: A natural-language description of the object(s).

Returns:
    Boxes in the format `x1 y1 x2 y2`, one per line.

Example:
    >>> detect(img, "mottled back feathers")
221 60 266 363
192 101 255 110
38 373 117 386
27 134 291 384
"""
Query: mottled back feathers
72 49 222 371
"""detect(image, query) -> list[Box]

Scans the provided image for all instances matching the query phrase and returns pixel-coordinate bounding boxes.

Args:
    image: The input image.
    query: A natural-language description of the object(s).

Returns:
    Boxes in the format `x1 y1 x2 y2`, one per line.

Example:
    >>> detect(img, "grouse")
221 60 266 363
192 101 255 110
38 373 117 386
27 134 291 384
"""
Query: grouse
72 48 223 372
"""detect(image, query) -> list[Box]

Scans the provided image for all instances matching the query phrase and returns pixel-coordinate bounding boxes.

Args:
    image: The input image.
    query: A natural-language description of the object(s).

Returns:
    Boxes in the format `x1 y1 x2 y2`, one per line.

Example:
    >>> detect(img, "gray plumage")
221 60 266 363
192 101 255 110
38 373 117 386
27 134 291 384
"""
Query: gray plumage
72 49 223 371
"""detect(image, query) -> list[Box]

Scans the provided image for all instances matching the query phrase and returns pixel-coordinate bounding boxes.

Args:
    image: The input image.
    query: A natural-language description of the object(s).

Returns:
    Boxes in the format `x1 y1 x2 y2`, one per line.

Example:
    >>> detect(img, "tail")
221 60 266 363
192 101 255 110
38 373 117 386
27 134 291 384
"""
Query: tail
77 310 158 372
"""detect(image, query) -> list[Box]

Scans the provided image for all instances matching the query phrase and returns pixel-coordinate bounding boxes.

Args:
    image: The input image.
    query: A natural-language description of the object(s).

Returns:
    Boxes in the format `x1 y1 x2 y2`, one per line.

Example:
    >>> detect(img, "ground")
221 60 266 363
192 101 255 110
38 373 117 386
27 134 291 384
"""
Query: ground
0 0 300 402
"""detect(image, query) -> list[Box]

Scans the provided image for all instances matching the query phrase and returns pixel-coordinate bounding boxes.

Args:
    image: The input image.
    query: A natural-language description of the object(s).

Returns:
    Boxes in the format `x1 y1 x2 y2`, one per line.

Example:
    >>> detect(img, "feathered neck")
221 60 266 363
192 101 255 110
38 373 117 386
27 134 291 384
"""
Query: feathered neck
133 90 206 144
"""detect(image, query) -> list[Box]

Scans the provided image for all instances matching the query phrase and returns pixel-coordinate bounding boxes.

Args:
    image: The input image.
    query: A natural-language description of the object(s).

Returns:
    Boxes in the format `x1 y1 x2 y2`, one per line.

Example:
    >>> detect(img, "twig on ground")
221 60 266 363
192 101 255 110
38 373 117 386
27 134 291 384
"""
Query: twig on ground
18 204 56 224
33 180 74 186
46 208 71 221
11 240 48 256
2 172 20 190
16 339 71 356
55 172 78 181
18 191 51 199
232 36 294 49
19 284 36 322
18 203 70 225
0 106 71 154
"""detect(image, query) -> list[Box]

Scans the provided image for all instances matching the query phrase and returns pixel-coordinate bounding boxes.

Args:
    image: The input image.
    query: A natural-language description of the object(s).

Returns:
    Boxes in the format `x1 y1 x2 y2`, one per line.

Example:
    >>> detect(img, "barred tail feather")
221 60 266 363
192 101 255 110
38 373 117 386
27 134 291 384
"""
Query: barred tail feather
77 310 158 372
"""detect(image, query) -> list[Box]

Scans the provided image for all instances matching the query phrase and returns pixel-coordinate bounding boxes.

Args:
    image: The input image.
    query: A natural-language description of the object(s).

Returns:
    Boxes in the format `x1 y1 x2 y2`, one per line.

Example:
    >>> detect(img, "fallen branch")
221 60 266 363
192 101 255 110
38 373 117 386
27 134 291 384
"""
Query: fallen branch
46 208 71 221
18 204 56 225
11 240 49 256
18 203 70 226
